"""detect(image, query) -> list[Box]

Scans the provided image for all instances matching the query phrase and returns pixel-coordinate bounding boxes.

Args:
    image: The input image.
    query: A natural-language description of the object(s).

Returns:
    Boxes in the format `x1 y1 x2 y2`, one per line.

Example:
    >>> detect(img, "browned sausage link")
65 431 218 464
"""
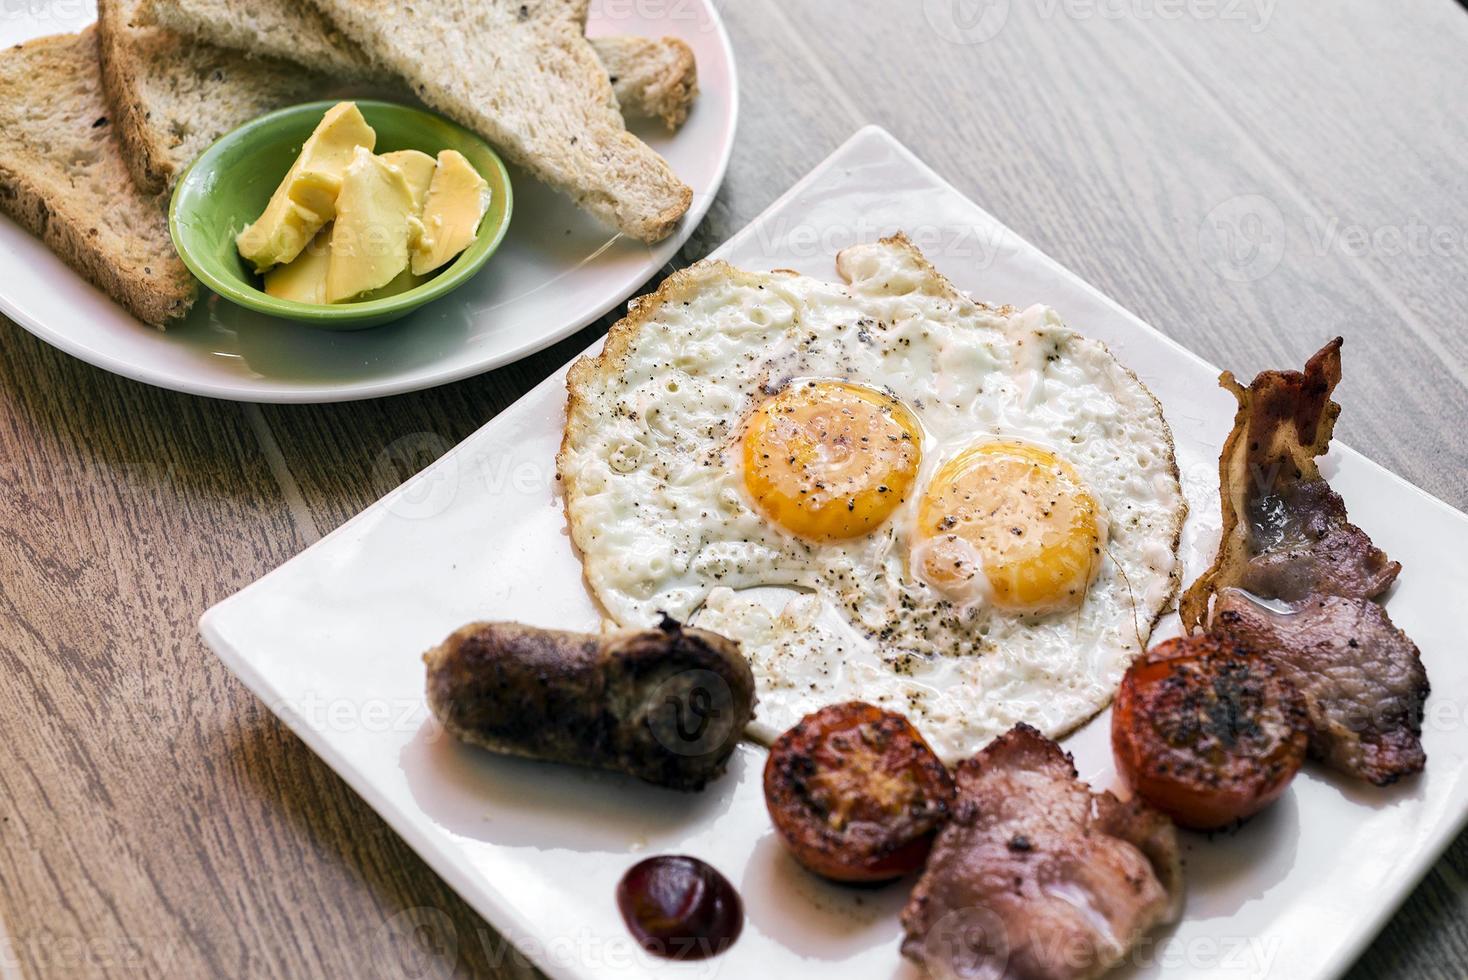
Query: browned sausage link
423 617 757 791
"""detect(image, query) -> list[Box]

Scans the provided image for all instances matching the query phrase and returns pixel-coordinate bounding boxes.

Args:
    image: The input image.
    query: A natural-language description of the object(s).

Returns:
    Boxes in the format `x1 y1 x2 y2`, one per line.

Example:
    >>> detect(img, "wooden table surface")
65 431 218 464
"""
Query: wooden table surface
3 1 1466 977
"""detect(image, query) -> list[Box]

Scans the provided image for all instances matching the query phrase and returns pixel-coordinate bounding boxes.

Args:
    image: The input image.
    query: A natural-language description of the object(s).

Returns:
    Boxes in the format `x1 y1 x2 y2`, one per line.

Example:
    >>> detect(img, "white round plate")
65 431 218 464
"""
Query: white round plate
0 1 737 403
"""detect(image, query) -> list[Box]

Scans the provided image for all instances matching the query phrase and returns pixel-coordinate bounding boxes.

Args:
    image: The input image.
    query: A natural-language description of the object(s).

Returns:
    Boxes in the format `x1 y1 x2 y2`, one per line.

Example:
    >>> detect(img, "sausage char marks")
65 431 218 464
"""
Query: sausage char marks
424 617 756 791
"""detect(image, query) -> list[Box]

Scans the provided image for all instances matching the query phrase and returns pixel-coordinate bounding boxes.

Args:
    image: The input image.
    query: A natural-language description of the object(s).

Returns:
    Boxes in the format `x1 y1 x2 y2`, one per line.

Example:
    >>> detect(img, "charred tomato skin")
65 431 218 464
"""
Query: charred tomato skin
763 701 956 882
1112 633 1309 831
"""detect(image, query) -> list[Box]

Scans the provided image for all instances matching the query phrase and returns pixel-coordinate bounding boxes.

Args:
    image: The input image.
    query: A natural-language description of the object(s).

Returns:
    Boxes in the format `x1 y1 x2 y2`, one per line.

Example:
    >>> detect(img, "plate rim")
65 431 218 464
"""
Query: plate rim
200 124 1468 980
0 0 740 404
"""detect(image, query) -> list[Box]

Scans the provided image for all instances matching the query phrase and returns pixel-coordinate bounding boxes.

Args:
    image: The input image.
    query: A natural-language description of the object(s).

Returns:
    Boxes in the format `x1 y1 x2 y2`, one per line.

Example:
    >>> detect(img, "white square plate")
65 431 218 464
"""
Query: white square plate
201 127 1468 980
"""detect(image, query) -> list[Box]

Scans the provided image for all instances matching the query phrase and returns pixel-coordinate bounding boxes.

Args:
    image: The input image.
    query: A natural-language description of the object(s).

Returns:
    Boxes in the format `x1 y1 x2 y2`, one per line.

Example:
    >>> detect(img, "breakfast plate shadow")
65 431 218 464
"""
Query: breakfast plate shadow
0 1 738 403
201 126 1468 979
397 718 741 851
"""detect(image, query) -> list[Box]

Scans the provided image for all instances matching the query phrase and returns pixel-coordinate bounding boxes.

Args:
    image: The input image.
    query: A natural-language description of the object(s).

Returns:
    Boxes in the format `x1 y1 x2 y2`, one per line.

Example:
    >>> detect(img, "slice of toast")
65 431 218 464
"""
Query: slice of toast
97 0 327 195
588 35 697 130
310 0 691 242
0 28 195 328
144 0 375 82
144 0 698 128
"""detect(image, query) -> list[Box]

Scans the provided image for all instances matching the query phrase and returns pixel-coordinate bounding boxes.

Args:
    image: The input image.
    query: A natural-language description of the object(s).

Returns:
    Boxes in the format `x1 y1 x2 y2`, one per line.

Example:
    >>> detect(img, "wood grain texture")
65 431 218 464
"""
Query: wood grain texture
1 0 1466 977
0 321 538 980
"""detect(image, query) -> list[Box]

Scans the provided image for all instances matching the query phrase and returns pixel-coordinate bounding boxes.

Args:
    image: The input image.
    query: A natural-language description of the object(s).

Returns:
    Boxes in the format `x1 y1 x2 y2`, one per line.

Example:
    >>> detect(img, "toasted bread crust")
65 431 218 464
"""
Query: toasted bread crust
595 34 699 129
97 0 171 194
143 0 381 81
99 0 326 195
312 0 692 242
0 29 195 327
146 0 701 128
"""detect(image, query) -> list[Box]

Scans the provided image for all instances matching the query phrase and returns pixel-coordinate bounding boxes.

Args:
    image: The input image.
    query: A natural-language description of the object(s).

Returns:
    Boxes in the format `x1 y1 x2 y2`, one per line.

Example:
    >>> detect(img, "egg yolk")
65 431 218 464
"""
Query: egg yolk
916 441 1105 613
742 381 922 540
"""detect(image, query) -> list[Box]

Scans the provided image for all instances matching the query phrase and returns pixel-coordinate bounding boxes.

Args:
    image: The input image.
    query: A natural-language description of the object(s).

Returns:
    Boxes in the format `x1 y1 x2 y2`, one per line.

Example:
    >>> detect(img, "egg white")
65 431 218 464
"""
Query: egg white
559 236 1185 762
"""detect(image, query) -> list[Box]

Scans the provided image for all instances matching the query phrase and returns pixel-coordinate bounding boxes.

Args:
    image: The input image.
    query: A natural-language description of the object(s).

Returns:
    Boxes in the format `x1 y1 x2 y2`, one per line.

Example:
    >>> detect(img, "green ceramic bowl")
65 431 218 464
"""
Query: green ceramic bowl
169 100 512 330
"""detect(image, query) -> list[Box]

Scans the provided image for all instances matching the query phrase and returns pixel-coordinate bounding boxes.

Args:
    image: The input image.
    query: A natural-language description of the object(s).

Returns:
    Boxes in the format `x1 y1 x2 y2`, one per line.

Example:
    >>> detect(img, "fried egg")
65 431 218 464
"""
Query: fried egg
558 236 1184 762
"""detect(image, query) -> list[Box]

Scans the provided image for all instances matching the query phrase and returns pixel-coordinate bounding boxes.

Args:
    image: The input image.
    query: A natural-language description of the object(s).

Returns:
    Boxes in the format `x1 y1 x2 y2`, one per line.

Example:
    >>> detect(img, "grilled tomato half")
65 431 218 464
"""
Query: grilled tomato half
1112 632 1309 830
763 702 955 882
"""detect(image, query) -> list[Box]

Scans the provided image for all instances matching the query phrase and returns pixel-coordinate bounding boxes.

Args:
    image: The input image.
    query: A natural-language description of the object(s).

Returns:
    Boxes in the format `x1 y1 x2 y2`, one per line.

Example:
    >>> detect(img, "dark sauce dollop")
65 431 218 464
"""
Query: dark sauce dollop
616 855 743 960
